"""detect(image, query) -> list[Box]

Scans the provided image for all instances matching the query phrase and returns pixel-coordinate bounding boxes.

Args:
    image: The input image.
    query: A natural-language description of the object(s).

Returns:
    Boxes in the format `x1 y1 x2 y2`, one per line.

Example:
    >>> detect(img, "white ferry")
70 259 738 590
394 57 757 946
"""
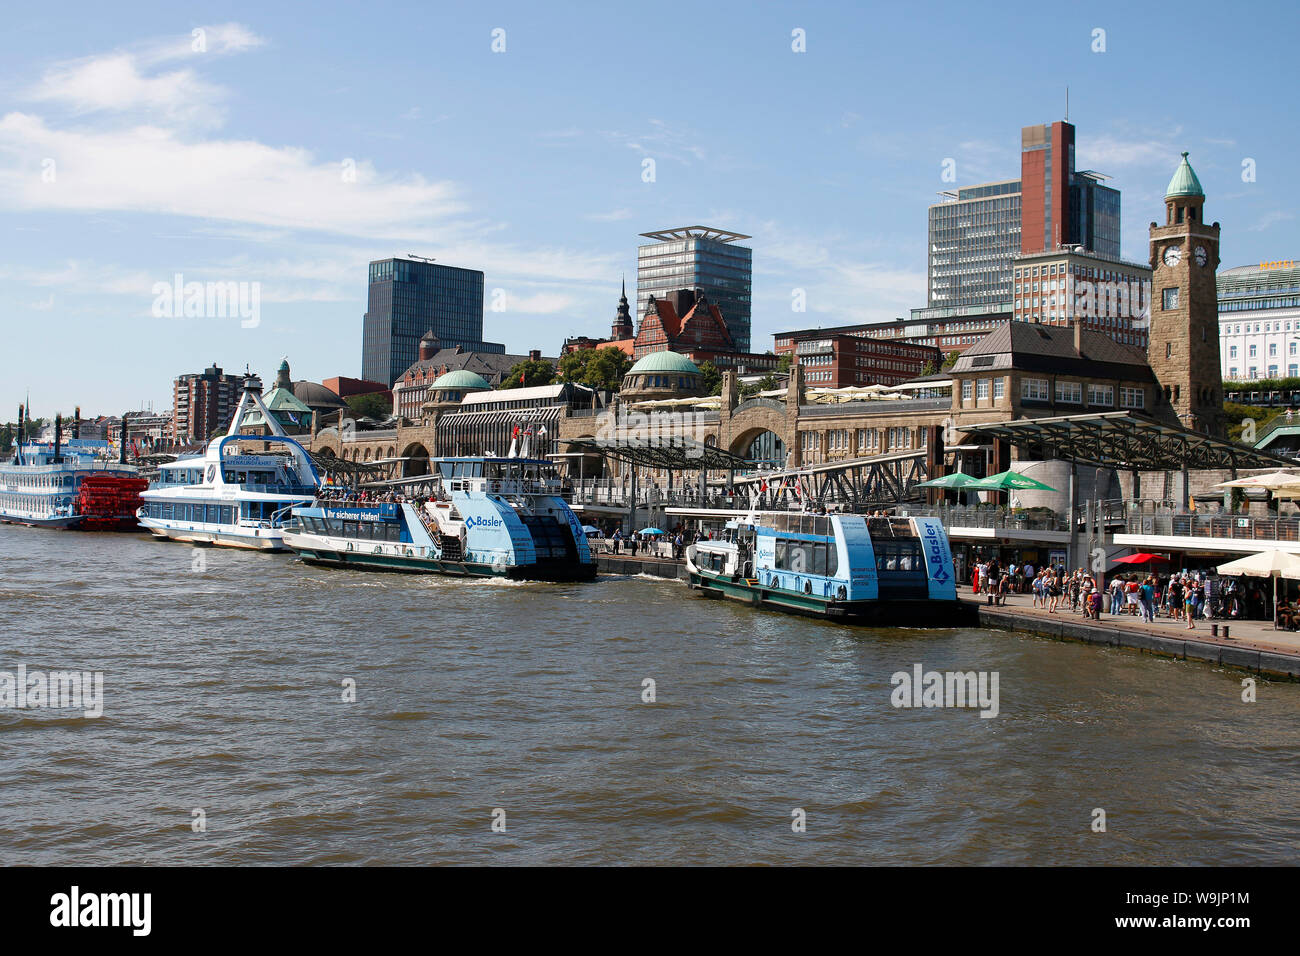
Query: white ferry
684 510 972 625
0 410 142 530
283 456 597 582
136 375 320 550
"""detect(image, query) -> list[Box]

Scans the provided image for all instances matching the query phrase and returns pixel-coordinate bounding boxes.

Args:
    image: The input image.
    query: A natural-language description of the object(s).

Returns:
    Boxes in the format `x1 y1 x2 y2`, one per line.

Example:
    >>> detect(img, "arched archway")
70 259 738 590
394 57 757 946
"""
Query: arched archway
401 442 430 477
731 427 786 469
564 437 604 479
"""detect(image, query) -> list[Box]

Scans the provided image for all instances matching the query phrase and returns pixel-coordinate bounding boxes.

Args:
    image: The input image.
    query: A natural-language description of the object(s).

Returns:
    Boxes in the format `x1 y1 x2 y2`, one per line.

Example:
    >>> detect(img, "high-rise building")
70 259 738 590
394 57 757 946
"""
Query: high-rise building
927 180 1022 311
926 121 1122 314
637 227 752 352
173 364 242 442
1021 120 1121 259
361 257 499 387
1147 152 1223 436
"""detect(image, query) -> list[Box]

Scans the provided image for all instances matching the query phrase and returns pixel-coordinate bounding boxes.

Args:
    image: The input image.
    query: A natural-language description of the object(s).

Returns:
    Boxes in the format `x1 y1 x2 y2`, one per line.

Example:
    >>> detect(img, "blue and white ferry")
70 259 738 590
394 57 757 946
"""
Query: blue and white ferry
0 425 139 529
283 457 597 582
136 375 320 550
684 511 971 625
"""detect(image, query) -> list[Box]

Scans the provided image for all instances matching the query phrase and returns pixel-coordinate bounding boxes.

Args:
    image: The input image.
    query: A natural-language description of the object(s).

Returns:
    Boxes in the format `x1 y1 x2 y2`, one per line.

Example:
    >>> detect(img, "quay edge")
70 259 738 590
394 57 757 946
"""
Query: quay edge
974 602 1300 681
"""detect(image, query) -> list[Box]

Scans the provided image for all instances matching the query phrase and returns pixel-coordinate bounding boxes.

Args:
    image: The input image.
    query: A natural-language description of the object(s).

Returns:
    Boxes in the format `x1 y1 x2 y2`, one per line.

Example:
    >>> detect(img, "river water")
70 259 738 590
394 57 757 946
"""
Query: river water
2 523 1298 866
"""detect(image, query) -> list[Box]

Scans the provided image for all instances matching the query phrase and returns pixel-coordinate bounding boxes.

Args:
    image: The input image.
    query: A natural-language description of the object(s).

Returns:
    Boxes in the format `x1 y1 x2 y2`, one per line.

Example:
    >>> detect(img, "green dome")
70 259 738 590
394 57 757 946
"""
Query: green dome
1165 152 1204 198
629 350 699 375
432 369 491 390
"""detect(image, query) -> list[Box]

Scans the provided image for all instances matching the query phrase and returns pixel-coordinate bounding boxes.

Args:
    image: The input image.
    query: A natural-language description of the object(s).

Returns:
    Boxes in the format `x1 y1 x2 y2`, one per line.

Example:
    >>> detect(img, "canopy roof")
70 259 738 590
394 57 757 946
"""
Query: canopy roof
964 411 1298 471
566 436 749 471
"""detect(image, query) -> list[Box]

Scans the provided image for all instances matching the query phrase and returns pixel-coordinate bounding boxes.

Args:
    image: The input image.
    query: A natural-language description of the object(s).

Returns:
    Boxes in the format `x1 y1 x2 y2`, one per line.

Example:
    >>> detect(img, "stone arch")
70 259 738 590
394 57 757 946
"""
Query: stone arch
564 436 604 479
401 442 430 477
363 448 372 462
729 424 788 469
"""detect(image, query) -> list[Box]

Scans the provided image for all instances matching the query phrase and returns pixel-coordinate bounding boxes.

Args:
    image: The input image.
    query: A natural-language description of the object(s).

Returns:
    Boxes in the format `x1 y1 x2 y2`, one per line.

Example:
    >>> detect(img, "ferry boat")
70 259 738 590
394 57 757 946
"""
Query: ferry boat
684 511 972 625
0 410 143 530
136 375 320 550
283 456 597 582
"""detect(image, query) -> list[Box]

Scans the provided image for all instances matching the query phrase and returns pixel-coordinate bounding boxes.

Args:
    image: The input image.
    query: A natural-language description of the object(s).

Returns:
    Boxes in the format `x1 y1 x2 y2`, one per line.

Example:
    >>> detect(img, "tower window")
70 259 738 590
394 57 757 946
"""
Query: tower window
1162 288 1179 310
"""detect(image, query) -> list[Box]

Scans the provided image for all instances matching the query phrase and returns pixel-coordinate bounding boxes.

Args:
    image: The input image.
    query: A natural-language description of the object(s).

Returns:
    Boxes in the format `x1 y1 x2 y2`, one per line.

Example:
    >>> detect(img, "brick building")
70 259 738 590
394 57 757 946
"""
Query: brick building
173 364 242 442
773 326 941 386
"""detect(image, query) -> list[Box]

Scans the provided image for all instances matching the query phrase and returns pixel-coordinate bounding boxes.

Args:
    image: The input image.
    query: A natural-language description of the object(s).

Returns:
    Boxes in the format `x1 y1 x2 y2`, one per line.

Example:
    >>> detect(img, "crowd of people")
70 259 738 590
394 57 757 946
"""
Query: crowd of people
968 558 1288 629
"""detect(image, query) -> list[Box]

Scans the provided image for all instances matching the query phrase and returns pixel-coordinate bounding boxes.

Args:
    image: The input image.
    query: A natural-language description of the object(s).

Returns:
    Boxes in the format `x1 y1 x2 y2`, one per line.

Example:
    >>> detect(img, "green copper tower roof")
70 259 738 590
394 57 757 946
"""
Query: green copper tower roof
1165 152 1204 198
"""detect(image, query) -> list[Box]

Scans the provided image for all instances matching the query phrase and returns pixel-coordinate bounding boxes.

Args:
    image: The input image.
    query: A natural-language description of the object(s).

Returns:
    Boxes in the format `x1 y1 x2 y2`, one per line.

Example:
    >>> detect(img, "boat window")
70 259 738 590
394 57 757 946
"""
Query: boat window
775 540 788 570
341 520 359 538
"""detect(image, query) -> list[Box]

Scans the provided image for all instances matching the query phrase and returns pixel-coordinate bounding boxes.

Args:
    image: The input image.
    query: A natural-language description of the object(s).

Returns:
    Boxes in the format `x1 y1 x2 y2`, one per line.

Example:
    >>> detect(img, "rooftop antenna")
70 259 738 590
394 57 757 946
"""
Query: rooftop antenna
408 253 437 263
1065 86 1069 122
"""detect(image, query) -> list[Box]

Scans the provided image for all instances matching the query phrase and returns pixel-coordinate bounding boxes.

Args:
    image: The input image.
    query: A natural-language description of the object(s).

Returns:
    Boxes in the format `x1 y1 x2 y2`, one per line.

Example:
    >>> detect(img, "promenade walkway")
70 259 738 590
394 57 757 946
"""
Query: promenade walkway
963 589 1300 677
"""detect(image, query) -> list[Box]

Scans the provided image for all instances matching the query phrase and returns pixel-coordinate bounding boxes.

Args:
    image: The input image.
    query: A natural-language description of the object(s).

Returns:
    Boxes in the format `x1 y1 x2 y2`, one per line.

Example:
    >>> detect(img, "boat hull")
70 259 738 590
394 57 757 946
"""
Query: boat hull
291 542 597 582
0 513 83 530
139 518 288 551
688 568 974 627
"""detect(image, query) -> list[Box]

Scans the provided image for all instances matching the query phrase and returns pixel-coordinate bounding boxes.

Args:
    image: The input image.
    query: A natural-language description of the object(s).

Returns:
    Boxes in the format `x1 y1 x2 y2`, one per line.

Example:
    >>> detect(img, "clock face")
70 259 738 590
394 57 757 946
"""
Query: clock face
1163 245 1182 267
1195 245 1208 267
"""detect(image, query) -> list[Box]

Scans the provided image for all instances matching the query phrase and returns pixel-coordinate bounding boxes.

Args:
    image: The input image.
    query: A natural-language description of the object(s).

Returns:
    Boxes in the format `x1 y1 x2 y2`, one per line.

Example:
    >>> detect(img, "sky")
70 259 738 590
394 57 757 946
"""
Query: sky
1 0 1296 418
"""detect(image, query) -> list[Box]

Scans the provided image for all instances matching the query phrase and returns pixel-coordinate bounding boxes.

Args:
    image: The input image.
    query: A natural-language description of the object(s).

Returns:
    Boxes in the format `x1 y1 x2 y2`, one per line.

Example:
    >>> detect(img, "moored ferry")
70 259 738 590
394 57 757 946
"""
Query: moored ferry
684 511 972 625
283 456 597 582
0 410 142 530
136 375 320 550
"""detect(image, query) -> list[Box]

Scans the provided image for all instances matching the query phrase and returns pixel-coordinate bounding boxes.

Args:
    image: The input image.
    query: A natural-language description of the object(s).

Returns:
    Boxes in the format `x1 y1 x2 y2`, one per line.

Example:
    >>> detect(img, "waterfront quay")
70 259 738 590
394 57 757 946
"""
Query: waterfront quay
964 592 1300 679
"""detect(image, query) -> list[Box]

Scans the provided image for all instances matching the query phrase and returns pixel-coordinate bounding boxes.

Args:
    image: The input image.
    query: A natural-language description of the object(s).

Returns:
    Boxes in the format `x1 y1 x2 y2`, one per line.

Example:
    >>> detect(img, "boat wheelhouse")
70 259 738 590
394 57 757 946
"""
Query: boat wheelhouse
136 375 320 550
684 510 970 625
0 411 141 530
283 456 597 582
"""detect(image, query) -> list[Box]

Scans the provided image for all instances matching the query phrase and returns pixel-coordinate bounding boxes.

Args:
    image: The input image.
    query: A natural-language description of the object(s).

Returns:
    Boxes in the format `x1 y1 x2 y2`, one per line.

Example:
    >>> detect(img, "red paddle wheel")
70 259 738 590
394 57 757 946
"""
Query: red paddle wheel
76 474 150 532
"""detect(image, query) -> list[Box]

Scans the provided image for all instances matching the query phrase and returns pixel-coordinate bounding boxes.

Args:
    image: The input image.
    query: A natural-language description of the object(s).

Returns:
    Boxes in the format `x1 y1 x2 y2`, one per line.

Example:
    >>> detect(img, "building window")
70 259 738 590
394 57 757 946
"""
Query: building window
1162 287 1179 310
1120 387 1145 409
1229 346 1238 359
993 378 1005 400
1249 344 1258 358
1270 343 1278 357
1022 378 1049 401
961 381 972 402
976 379 989 400
1088 384 1114 407
1055 381 1082 403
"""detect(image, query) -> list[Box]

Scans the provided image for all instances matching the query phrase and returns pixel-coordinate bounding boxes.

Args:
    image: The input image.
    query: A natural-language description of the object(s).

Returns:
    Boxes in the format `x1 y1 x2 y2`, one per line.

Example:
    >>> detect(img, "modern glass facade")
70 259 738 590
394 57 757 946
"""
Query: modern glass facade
361 258 496 386
1069 178 1121 259
927 180 1021 311
637 231 752 352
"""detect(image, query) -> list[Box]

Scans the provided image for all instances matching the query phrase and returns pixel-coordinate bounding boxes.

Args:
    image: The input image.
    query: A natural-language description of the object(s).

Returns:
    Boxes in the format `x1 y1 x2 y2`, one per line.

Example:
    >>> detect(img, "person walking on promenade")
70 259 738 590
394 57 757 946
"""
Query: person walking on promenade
1139 576 1156 622
1185 580 1199 630
1109 577 1124 616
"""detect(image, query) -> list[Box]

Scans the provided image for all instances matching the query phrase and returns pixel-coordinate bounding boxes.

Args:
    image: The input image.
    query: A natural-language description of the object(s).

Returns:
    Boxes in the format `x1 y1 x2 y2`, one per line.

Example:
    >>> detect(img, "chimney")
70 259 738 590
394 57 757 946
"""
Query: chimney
529 349 541 362
53 413 63 462
119 414 128 464
15 404 23 462
1073 319 1083 355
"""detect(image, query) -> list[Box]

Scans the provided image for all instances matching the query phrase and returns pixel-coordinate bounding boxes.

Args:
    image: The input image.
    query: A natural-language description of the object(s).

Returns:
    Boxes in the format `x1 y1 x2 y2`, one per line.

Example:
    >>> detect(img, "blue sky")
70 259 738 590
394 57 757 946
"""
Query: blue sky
1 0 1295 416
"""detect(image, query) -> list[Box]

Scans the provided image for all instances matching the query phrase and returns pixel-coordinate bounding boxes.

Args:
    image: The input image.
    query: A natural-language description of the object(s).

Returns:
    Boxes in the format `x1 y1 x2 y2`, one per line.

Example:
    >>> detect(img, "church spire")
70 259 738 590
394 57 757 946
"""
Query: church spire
612 277 634 340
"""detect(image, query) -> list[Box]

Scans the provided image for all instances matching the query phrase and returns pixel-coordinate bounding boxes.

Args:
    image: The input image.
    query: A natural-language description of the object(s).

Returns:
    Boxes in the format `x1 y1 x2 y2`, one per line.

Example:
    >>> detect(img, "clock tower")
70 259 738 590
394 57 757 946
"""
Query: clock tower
1148 152 1223 436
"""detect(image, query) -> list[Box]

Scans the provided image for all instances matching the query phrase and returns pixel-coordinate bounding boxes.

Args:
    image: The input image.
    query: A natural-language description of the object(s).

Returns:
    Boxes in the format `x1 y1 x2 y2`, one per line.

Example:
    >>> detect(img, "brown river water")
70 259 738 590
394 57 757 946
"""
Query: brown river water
2 523 1298 865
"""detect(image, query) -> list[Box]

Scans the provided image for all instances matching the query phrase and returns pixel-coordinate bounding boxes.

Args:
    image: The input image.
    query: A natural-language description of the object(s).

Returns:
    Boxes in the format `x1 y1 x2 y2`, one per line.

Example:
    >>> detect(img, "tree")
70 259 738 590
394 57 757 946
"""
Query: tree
557 347 632 391
697 361 723 396
920 360 938 376
739 374 779 398
775 352 793 374
500 359 557 389
940 351 961 371
346 392 392 419
0 423 12 455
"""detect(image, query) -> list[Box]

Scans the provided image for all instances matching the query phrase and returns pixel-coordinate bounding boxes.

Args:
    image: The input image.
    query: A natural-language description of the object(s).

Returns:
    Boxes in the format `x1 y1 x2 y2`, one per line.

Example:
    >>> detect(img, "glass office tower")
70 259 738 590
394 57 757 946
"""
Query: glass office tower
1068 174 1122 260
361 257 496 387
927 181 1022 311
637 227 753 352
